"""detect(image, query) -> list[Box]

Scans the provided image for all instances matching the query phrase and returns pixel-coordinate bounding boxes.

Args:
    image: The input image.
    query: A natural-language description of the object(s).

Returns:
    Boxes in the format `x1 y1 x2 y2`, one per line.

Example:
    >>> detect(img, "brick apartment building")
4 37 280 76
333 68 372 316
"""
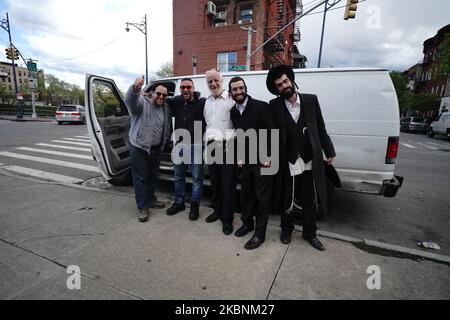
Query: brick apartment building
173 0 304 76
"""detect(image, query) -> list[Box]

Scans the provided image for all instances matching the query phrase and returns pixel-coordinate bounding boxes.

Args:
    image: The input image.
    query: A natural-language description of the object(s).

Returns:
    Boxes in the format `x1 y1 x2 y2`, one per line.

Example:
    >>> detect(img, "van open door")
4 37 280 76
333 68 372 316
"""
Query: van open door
85 75 132 185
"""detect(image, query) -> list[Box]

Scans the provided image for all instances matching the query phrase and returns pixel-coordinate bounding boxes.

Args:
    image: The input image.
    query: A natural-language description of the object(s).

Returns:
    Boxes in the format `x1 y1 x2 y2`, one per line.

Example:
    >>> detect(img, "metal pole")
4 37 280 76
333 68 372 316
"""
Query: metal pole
318 1 329 68
246 26 253 71
145 14 148 85
31 91 36 119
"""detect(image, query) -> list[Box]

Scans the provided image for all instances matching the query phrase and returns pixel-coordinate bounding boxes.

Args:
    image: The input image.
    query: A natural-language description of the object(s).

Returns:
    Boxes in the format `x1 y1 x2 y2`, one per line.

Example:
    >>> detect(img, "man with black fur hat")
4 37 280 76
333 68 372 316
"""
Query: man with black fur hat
266 65 336 251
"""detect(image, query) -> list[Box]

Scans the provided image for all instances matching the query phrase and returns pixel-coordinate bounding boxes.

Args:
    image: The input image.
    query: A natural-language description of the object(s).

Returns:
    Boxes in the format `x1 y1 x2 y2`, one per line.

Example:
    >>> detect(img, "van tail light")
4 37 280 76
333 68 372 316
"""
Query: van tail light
55 112 63 116
71 112 81 116
386 136 399 164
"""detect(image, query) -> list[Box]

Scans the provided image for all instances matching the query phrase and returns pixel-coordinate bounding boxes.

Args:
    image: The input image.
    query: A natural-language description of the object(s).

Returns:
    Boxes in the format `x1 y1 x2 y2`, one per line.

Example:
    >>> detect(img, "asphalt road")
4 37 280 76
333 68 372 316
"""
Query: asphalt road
1 119 449 255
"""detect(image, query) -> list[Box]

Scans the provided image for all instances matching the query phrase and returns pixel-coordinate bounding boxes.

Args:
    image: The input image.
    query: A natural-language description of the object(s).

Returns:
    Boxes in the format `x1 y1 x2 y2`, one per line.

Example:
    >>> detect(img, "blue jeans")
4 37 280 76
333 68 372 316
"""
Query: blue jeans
129 144 161 210
174 145 204 204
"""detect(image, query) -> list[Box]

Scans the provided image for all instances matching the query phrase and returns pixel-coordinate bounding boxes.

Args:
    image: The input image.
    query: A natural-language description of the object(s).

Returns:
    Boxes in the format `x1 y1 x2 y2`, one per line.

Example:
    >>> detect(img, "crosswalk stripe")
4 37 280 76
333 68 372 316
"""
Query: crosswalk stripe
15 147 93 160
36 143 91 152
1 165 83 184
52 140 91 147
417 143 438 150
401 143 416 149
74 136 91 140
0 152 100 172
63 138 92 142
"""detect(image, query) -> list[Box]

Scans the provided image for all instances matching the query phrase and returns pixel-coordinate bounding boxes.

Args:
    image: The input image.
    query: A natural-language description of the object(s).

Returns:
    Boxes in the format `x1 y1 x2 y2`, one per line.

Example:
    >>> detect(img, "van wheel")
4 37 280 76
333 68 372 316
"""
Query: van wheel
108 169 133 186
58 121 63 125
427 128 435 138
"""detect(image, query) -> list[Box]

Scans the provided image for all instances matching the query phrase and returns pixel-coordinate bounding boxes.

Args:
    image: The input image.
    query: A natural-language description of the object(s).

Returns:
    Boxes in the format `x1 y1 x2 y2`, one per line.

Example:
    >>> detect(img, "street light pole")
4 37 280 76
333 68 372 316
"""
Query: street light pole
1 12 21 118
318 0 341 68
126 14 149 85
241 26 257 72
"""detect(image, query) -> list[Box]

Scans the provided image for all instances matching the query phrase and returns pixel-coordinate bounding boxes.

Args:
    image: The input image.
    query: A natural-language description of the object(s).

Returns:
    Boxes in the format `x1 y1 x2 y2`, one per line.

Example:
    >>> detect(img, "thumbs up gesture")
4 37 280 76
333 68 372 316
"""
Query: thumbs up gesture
133 75 145 91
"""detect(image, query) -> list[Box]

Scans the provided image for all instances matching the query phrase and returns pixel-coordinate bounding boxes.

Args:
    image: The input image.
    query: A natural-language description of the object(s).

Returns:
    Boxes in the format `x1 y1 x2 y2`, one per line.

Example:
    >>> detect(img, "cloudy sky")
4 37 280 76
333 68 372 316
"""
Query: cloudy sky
0 0 449 91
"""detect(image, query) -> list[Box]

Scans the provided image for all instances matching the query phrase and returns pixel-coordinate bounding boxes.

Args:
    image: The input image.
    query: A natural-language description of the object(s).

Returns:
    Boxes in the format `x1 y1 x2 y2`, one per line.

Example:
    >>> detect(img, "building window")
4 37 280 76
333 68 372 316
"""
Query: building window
217 52 237 72
239 6 253 24
214 7 228 27
8 77 11 83
18 71 22 76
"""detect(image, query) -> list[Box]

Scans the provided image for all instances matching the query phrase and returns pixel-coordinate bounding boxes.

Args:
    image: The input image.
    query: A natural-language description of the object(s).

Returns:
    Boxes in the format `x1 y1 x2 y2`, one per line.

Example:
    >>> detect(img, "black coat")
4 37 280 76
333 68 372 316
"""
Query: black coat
230 95 276 165
269 93 336 214
167 92 206 145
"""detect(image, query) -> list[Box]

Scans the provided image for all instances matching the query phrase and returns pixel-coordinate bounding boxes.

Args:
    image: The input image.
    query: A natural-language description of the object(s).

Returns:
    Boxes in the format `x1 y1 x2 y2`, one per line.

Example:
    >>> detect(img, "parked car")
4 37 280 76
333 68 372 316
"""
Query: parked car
400 116 428 134
428 110 450 140
84 68 403 217
55 105 86 125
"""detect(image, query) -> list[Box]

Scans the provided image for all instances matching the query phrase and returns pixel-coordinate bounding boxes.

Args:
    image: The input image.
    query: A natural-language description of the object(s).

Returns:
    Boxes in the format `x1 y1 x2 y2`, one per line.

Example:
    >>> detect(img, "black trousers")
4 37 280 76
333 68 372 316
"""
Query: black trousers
280 170 317 240
207 141 237 224
240 164 273 239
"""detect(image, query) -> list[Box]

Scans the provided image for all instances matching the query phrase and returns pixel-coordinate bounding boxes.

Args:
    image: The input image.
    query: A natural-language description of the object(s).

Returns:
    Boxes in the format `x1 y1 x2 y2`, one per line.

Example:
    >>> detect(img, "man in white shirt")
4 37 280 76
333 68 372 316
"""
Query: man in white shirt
203 69 236 235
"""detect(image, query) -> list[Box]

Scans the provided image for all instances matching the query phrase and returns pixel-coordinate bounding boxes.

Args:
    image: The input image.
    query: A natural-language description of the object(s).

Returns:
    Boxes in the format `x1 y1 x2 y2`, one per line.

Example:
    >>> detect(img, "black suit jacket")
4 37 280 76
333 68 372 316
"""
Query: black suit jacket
269 93 336 214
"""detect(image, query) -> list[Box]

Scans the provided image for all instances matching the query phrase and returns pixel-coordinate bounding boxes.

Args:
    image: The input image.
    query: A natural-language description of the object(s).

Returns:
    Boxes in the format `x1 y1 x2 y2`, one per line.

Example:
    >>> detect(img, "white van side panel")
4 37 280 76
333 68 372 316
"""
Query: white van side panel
163 69 400 195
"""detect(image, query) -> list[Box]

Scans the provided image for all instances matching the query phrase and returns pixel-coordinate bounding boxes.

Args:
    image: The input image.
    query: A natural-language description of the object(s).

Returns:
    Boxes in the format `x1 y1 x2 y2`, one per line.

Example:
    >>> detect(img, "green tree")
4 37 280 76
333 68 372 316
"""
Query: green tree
155 62 173 78
437 34 450 77
390 71 410 114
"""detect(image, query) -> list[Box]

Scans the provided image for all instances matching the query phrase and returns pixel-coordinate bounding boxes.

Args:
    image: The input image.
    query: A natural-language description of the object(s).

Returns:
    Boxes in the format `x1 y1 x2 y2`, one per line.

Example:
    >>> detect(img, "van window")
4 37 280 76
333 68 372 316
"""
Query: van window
58 105 77 112
412 117 425 122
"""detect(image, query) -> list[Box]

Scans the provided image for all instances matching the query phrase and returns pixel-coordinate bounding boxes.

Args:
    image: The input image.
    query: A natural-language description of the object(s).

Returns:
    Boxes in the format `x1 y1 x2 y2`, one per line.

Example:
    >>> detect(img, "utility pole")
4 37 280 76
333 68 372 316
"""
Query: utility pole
241 26 257 71
126 14 149 85
1 12 21 118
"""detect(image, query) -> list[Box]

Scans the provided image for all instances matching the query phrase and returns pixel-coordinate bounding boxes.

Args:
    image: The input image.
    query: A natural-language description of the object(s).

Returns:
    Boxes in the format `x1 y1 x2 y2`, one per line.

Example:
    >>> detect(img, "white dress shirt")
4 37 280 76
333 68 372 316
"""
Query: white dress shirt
204 90 235 141
236 97 248 115
284 93 301 123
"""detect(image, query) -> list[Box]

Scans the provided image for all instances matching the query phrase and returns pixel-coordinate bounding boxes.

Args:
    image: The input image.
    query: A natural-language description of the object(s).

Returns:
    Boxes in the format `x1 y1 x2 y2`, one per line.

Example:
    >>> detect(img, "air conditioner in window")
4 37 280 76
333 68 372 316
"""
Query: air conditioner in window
206 1 217 16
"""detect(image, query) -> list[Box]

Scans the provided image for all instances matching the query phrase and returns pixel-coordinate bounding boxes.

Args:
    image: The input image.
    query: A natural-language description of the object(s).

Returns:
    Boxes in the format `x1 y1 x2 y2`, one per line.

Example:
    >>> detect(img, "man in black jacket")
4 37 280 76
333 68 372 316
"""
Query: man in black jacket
266 65 336 251
166 78 206 221
229 77 275 250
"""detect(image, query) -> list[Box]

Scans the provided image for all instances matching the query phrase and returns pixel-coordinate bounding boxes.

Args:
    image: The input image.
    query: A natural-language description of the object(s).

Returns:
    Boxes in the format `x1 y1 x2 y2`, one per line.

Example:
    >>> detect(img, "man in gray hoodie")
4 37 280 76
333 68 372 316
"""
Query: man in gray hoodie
125 75 172 222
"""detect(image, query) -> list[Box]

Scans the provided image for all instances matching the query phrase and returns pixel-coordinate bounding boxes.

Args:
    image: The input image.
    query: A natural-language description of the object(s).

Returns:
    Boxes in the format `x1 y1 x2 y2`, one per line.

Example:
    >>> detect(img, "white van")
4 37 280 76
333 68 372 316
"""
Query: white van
428 99 450 140
84 68 403 213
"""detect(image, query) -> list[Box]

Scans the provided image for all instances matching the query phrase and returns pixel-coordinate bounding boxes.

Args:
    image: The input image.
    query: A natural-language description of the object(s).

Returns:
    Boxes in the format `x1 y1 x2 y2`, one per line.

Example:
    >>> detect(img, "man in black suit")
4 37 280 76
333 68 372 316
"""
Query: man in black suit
229 77 275 250
266 65 336 251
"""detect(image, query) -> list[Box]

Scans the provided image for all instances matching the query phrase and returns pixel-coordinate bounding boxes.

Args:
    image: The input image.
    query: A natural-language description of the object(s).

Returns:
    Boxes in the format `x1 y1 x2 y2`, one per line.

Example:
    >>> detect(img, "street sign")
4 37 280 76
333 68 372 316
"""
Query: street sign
235 65 247 71
27 61 37 72
29 71 37 78
29 78 38 89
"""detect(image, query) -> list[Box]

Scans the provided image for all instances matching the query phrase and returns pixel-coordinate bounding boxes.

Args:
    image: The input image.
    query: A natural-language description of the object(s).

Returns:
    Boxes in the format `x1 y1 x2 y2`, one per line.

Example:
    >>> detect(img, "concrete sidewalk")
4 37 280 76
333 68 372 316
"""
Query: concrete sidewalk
0 115 54 122
0 173 449 300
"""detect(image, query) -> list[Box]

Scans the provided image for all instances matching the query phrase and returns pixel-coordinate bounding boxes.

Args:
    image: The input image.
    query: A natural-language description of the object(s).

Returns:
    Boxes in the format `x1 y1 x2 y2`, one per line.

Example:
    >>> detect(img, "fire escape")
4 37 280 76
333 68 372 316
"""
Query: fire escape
264 0 287 67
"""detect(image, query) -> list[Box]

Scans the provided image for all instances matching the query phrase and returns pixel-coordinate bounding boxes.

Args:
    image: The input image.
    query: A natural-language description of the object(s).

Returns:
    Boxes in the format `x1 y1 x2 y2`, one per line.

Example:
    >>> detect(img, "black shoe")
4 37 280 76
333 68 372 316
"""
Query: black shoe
137 209 149 223
234 224 255 237
222 223 233 236
280 227 294 244
149 201 166 209
307 237 326 251
244 235 265 250
189 202 200 221
166 202 185 216
205 211 220 223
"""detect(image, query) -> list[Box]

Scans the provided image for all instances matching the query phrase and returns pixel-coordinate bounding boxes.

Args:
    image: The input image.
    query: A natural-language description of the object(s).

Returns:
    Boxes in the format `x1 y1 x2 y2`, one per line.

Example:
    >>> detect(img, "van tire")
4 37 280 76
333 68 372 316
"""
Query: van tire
57 121 63 125
108 169 133 186
427 128 435 138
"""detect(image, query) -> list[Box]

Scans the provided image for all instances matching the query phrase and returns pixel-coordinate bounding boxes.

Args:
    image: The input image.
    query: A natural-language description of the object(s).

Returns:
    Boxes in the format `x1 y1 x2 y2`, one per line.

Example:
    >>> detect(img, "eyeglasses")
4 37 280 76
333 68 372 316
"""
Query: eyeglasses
155 92 168 98
180 86 192 90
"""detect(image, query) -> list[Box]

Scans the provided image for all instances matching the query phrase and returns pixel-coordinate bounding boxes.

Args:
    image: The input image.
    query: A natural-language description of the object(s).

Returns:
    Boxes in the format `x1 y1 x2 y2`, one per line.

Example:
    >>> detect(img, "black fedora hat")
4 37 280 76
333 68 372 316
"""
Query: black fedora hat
266 64 296 96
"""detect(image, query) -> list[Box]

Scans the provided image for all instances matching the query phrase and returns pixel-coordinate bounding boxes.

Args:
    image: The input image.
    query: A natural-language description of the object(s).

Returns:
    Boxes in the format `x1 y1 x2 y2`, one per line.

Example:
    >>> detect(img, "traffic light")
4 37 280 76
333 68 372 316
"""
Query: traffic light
344 0 358 20
5 47 12 60
12 48 19 60
4 47 19 60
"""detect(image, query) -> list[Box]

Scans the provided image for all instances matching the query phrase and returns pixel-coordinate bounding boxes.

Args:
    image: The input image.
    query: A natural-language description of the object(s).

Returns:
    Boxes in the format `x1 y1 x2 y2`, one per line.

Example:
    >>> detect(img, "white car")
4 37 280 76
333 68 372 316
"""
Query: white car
84 68 404 214
55 105 86 125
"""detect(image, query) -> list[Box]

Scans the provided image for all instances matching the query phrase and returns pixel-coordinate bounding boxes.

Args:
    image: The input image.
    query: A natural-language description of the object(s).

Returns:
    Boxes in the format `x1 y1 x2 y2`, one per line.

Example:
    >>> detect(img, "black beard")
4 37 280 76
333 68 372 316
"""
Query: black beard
233 93 247 105
280 86 295 99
